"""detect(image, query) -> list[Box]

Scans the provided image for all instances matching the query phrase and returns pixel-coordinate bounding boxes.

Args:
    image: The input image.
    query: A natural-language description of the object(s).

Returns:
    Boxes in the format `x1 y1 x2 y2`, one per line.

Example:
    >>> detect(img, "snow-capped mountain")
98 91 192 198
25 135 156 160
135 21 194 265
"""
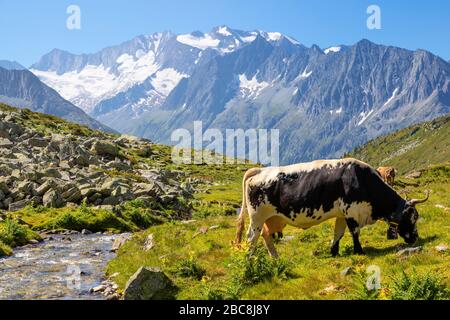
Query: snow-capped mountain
0 66 114 132
31 27 450 164
30 26 291 115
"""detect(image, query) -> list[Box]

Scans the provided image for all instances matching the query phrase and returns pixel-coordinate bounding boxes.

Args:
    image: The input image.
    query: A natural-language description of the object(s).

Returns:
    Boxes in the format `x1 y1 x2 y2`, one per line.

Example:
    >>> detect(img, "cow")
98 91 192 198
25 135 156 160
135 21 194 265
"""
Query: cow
235 158 429 257
377 166 396 186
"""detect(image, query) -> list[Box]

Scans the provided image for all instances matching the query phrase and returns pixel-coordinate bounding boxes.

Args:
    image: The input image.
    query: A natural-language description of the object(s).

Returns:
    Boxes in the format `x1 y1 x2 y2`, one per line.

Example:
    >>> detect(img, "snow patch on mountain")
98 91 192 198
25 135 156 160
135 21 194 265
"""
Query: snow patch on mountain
150 68 188 96
358 109 374 126
324 46 341 54
296 68 313 80
217 26 232 36
330 107 343 115
31 50 160 112
176 33 220 50
239 74 270 99
383 88 399 106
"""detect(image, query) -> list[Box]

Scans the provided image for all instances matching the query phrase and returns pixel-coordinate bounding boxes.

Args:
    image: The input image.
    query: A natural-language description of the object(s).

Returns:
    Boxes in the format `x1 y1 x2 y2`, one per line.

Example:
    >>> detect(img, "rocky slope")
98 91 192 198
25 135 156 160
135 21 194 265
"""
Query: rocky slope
0 103 192 217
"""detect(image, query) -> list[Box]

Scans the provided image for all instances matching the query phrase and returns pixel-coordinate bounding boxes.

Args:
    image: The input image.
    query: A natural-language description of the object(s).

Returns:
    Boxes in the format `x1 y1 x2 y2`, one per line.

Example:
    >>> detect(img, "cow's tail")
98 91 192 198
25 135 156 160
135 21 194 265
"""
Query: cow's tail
235 168 261 245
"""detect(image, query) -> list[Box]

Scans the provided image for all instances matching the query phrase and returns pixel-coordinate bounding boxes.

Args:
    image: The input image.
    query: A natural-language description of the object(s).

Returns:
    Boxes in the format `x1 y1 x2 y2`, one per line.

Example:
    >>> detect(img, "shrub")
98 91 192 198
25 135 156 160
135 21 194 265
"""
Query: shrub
390 270 449 300
0 241 13 257
173 256 206 280
349 269 381 300
229 246 293 286
0 219 34 247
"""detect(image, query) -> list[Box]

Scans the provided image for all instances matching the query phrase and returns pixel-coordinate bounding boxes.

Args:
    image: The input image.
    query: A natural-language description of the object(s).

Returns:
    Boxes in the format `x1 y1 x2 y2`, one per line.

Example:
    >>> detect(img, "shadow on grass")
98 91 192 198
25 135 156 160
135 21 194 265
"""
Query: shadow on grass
363 235 438 257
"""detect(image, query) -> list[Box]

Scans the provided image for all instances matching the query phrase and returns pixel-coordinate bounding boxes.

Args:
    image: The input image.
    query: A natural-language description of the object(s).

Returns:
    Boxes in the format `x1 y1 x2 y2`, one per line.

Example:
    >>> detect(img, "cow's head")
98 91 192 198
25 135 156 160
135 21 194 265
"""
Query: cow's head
389 191 429 244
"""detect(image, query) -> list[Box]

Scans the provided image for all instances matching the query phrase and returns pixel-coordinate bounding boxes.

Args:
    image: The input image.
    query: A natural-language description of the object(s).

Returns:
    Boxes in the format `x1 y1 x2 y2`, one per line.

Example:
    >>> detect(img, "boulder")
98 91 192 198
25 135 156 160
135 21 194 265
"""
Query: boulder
36 179 57 196
62 186 82 203
43 190 64 208
91 141 118 157
123 267 177 300
8 199 31 212
0 138 13 148
28 137 48 148
111 233 132 252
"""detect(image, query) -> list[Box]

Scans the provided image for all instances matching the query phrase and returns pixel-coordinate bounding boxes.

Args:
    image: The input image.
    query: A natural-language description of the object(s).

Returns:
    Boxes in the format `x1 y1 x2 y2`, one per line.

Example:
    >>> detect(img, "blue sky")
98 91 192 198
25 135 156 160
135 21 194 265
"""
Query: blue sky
1 0 449 66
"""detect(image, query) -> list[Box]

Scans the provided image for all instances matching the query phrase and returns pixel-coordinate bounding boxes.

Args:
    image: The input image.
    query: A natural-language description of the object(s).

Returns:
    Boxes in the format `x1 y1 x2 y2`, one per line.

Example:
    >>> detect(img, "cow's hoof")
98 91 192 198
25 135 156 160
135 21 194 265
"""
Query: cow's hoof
331 249 339 257
354 250 366 255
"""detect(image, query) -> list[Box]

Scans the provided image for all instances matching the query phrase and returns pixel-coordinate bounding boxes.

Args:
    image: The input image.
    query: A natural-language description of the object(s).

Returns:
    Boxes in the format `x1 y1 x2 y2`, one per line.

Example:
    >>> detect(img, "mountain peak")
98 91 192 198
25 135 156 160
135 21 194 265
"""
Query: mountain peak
0 60 26 70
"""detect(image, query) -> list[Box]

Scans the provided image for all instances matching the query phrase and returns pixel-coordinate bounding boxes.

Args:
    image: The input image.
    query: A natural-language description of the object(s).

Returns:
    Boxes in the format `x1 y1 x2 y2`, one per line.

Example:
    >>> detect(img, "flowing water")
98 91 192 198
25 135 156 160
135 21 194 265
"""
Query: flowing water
0 233 119 300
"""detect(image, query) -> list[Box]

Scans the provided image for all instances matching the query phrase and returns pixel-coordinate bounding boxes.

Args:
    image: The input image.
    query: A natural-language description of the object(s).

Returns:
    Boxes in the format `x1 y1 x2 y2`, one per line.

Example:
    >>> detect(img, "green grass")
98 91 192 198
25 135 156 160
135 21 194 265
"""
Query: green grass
348 115 450 174
0 219 42 257
10 200 171 234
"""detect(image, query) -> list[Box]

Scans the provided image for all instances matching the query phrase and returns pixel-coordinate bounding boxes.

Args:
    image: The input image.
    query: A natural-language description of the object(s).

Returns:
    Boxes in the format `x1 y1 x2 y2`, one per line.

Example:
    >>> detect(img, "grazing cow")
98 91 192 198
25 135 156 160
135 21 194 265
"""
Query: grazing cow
235 159 429 257
377 166 396 186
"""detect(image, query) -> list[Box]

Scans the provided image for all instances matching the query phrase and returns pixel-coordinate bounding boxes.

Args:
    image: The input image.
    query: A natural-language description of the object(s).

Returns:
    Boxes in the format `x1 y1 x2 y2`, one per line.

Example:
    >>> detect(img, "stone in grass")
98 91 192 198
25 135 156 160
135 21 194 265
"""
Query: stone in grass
435 244 448 252
143 234 155 251
123 267 178 300
111 233 132 252
396 246 423 256
340 267 354 276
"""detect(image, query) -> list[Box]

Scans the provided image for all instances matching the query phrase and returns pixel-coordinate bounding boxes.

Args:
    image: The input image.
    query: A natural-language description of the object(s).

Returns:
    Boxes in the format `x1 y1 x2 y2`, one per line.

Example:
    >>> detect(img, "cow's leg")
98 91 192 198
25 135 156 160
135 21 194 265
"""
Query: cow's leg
331 217 347 256
246 220 264 254
262 230 279 258
346 218 365 255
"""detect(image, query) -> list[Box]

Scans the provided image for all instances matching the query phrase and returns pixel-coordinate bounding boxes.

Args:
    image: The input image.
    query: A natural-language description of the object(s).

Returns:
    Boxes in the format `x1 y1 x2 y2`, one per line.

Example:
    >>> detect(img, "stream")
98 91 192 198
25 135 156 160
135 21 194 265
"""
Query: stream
0 233 119 300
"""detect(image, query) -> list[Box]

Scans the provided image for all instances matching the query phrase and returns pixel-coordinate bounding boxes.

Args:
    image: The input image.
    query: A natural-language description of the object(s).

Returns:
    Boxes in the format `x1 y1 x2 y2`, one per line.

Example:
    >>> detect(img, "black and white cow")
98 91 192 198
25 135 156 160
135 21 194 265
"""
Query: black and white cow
235 158 429 257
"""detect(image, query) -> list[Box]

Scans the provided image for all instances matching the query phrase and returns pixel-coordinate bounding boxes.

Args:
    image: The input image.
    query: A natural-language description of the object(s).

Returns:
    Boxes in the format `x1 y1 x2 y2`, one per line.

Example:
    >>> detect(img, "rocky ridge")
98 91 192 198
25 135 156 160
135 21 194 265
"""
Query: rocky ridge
0 105 193 218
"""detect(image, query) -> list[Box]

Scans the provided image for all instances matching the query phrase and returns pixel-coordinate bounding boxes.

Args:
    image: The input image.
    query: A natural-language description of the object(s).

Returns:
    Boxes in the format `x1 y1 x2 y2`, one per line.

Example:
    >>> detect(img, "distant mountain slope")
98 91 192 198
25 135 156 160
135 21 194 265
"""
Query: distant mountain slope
0 60 25 70
348 115 450 174
0 67 114 133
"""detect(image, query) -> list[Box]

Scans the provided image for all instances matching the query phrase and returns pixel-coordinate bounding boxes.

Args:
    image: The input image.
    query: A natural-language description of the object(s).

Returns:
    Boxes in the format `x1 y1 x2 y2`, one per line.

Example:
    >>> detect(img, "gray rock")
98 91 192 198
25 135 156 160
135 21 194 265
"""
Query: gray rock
143 234 155 251
91 141 118 157
28 137 48 148
81 229 93 235
62 186 82 203
43 190 64 208
340 267 354 276
397 246 423 256
8 199 30 212
111 233 132 252
435 244 448 252
123 267 177 300
0 138 13 148
36 179 57 196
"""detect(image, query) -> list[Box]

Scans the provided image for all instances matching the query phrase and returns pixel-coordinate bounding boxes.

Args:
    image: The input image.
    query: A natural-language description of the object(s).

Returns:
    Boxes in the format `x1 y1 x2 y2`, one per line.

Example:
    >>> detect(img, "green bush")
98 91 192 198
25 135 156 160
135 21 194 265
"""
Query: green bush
0 219 38 247
350 269 381 300
229 246 293 286
0 241 13 257
172 256 206 280
390 270 449 300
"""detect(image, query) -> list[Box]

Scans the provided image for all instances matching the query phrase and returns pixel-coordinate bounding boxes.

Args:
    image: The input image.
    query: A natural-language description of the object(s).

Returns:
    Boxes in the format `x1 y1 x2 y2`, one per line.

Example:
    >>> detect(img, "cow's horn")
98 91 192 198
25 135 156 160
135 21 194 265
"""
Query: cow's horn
409 190 430 206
